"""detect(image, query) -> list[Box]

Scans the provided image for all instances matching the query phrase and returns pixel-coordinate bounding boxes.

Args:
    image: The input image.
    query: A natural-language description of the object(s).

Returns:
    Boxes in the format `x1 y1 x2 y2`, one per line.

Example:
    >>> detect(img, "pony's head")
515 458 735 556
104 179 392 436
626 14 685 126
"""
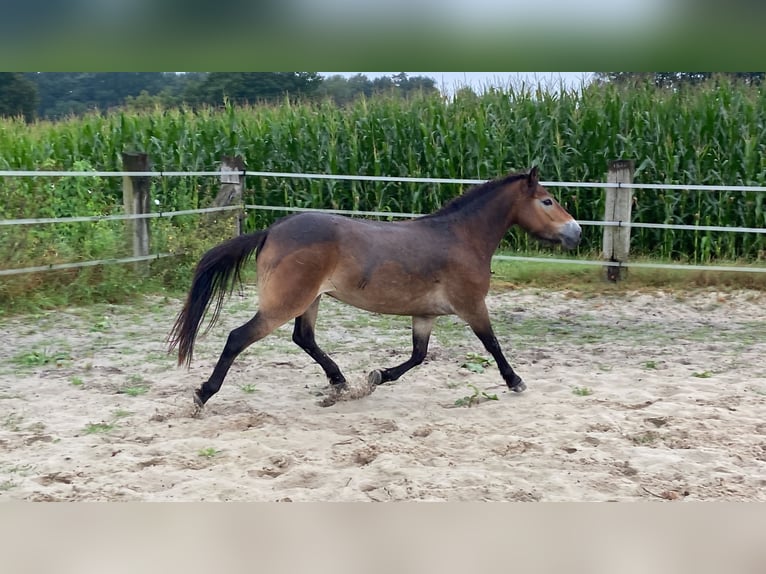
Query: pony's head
512 167 581 250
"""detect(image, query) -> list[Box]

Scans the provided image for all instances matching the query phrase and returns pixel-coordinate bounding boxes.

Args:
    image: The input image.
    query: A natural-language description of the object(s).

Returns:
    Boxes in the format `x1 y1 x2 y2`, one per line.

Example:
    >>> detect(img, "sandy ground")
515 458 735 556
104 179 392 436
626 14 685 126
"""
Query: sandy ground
0 286 764 501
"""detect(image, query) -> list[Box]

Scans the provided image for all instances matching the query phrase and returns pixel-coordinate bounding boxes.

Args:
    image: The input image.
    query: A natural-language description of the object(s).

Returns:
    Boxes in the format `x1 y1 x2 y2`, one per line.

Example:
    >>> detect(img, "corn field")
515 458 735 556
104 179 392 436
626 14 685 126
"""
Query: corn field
1 78 765 306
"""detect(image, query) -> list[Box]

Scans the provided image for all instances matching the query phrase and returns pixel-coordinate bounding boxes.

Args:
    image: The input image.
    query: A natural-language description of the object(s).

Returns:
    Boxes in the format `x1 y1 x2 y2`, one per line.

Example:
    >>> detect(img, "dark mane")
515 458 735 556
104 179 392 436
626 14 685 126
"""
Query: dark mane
421 171 528 220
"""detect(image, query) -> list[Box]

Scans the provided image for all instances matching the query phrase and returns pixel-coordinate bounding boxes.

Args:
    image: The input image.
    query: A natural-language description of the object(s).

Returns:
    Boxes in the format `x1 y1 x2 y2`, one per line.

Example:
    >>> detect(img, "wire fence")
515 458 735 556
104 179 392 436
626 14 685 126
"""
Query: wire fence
0 253 177 277
5 168 766 192
1 169 765 278
247 204 766 235
0 205 242 227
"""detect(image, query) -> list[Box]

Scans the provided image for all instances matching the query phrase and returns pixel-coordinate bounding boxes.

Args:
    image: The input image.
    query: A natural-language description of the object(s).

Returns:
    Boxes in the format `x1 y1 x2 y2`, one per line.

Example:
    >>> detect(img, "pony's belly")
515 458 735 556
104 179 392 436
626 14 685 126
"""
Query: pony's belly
323 283 455 317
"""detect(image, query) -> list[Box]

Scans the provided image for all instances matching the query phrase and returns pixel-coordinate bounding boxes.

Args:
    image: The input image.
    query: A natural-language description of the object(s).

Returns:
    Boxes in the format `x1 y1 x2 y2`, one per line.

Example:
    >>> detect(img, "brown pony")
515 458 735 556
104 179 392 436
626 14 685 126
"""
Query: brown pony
169 167 581 407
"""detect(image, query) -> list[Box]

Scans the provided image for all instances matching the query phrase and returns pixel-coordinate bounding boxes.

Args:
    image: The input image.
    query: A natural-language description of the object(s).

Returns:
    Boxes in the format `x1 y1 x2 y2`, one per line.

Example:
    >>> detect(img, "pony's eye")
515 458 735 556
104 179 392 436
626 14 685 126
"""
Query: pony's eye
541 198 554 207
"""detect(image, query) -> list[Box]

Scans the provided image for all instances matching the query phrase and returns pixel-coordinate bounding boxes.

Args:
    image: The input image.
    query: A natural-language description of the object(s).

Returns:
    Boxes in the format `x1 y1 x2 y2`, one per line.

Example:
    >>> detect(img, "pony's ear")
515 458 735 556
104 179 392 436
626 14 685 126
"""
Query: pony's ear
527 166 539 188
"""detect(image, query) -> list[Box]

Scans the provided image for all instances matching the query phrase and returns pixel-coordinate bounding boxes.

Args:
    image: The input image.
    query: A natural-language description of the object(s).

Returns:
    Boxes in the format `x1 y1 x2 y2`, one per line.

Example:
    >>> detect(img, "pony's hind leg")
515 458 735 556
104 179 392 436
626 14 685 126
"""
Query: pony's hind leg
195 311 284 407
292 296 347 389
191 242 336 408
368 316 436 385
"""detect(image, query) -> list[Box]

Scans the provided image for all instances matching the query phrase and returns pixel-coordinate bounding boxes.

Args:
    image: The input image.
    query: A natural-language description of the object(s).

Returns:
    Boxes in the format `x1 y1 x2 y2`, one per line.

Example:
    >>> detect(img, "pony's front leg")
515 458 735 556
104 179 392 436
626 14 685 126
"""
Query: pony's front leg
473 328 526 392
459 304 526 393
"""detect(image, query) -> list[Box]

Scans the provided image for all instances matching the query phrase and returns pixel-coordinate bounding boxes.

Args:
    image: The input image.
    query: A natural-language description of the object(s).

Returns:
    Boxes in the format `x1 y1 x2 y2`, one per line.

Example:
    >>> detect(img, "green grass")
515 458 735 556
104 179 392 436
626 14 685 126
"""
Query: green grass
572 386 594 396
454 384 499 407
631 431 660 445
0 480 17 491
117 374 151 396
3 412 23 431
460 353 494 374
489 254 766 293
120 386 149 397
12 349 71 367
198 447 221 458
83 422 115 434
90 317 112 332
2 463 34 475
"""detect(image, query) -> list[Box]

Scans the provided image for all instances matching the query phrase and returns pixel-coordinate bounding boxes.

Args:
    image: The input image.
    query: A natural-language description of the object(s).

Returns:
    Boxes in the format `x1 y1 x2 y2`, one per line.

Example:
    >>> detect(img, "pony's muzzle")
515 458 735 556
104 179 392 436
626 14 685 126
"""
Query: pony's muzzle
559 220 582 250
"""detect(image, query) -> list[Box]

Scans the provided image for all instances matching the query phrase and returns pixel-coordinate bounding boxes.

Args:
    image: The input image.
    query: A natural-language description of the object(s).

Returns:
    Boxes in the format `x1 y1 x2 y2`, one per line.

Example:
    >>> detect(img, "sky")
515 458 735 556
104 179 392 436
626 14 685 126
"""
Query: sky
321 72 595 95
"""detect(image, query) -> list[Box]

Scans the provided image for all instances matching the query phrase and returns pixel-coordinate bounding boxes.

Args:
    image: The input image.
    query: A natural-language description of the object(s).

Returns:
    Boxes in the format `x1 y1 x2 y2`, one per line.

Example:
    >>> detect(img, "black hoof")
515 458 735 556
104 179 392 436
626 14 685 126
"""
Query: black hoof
193 389 205 408
508 374 527 393
367 370 384 386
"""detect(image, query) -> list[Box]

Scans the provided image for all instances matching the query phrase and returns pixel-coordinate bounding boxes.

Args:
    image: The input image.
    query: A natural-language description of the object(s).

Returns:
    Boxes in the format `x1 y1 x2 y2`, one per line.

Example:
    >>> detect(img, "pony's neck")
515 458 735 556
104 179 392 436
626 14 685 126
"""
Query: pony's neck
425 179 522 259
461 185 519 256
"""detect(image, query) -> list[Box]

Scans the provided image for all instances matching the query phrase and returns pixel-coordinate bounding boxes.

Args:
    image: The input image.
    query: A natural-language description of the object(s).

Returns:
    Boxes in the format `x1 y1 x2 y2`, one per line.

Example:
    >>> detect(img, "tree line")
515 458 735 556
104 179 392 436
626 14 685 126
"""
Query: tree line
0 72 440 121
3 72 764 123
594 72 764 88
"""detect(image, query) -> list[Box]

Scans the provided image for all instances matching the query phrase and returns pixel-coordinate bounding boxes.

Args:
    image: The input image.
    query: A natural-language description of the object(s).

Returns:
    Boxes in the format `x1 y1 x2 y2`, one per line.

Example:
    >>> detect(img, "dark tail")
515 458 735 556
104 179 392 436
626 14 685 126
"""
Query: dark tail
168 231 268 367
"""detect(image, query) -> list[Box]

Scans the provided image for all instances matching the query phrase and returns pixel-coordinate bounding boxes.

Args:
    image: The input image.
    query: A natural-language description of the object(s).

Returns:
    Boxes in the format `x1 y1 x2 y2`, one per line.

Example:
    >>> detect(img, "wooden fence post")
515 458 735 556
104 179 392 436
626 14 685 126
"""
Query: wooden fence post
121 152 151 271
212 155 246 237
602 159 635 281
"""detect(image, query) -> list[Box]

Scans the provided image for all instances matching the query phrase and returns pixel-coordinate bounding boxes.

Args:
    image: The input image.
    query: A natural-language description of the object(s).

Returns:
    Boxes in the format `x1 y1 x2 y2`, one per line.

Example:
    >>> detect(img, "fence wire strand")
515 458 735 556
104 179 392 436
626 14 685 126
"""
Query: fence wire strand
0 253 178 277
